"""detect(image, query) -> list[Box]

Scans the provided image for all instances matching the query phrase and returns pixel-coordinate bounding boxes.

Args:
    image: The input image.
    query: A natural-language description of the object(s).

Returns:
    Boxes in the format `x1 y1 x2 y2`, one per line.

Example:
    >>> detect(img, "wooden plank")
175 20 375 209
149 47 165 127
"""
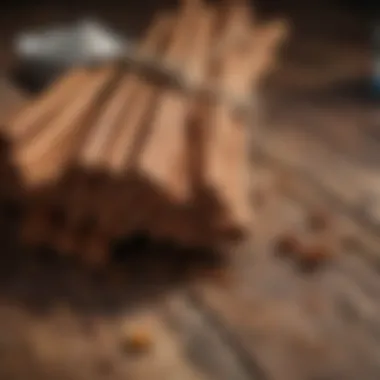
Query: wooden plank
0 302 214 380
162 292 255 380
253 149 380 266
259 123 380 228
193 164 380 379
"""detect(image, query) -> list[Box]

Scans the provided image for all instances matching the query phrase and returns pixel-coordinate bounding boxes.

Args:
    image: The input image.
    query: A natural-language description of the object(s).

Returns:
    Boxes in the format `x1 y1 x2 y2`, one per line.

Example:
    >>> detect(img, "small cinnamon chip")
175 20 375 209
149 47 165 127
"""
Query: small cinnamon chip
121 326 153 355
274 233 302 257
297 244 332 272
275 233 334 272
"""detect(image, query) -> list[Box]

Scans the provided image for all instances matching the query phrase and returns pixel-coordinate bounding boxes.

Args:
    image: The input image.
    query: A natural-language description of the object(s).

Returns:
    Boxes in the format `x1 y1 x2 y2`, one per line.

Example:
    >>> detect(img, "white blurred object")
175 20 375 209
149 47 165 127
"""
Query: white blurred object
13 19 130 91
15 18 128 65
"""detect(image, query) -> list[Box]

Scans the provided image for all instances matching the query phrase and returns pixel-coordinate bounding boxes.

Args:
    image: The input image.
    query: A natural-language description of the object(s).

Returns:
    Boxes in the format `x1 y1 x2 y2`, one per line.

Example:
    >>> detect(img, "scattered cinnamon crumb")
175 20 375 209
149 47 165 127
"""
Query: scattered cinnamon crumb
296 244 332 272
275 233 302 257
275 233 334 272
121 326 153 355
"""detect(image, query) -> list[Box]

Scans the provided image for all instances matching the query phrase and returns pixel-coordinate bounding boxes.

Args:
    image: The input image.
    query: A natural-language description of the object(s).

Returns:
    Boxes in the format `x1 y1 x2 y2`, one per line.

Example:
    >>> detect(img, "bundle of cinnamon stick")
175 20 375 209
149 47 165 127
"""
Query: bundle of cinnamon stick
4 0 287 267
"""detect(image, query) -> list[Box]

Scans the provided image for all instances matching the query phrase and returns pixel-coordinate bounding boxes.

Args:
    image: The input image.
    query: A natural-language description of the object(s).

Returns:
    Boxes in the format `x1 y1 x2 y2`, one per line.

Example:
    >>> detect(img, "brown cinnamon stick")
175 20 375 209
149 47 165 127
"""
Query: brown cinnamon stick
204 18 287 242
99 83 158 238
146 6 217 245
223 20 288 98
161 0 202 73
213 0 252 57
5 68 89 143
78 13 174 171
50 178 93 255
54 13 174 266
80 12 180 244
17 66 117 253
139 2 209 204
13 66 116 187
113 3 209 244
20 175 77 248
80 4 208 256
50 76 138 256
78 15 174 267
21 206 51 247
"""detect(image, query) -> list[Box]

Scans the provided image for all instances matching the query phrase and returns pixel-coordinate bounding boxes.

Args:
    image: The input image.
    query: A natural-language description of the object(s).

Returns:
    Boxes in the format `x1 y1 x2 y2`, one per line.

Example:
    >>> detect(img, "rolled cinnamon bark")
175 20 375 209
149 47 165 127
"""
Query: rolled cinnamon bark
17 66 116 253
5 68 89 143
81 79 160 248
21 206 51 247
139 2 210 204
80 10 184 246
78 12 175 171
204 18 287 244
13 66 117 187
102 82 158 237
213 0 252 57
52 177 93 255
52 74 139 257
20 174 78 248
112 3 207 244
223 20 288 98
145 6 217 245
73 13 174 266
143 1 252 246
161 0 202 73
82 3 208 255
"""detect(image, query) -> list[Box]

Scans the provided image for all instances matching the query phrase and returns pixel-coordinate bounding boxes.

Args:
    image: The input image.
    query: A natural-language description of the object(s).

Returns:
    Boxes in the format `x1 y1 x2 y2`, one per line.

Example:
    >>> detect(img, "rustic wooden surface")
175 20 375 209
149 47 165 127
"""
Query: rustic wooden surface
0 2 376 380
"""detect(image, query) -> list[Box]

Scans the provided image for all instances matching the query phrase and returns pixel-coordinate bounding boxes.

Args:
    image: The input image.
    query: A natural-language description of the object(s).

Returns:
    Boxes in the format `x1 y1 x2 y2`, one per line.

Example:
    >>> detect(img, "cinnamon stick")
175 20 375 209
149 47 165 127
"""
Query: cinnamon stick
81 4 209 258
139 1 208 203
112 3 210 242
99 83 158 237
17 66 117 253
146 6 217 245
6 68 89 143
21 206 51 247
57 13 174 266
213 0 252 57
81 13 178 244
13 66 116 187
204 18 287 242
20 175 77 248
78 12 174 171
